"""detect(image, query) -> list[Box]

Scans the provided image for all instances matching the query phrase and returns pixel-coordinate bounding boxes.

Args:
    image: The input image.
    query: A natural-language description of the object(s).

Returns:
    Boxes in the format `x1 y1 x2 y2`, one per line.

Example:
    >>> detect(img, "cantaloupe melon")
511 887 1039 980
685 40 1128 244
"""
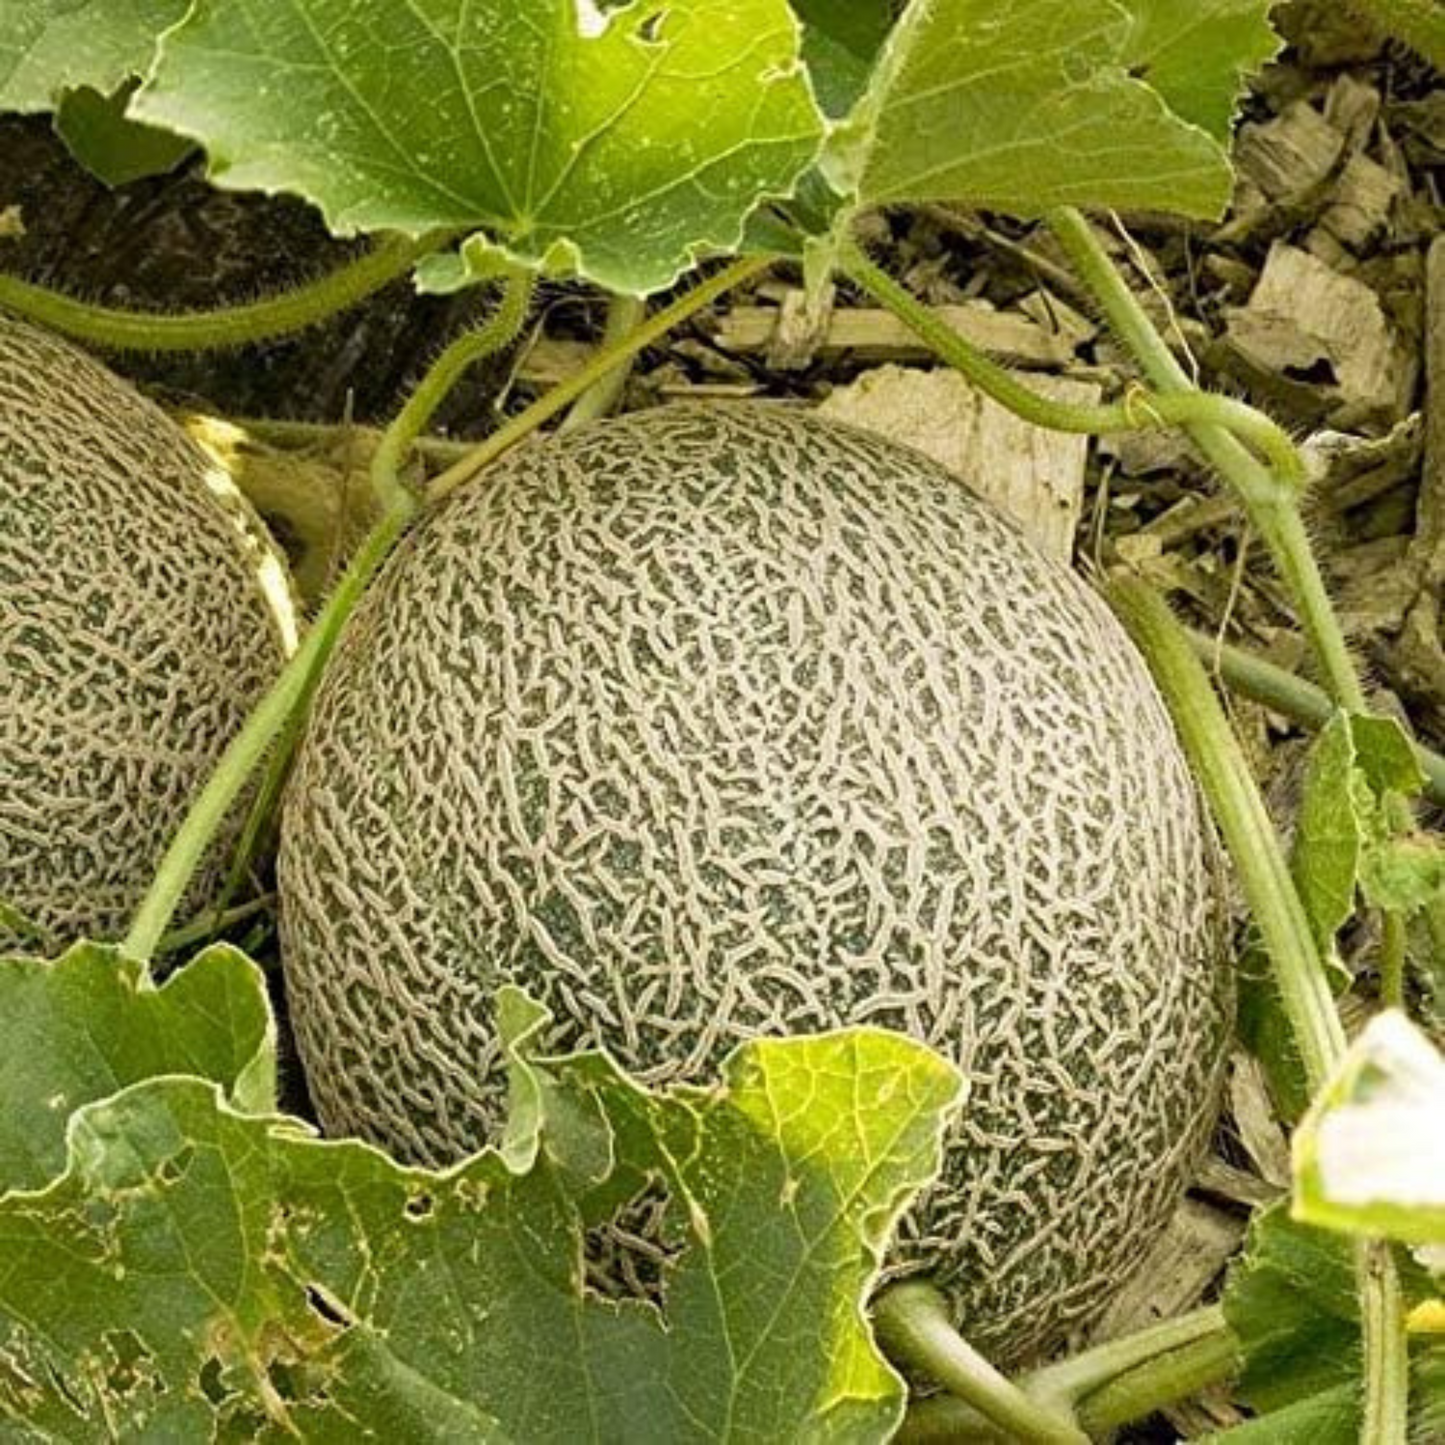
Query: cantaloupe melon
279 403 1232 1363
0 316 294 952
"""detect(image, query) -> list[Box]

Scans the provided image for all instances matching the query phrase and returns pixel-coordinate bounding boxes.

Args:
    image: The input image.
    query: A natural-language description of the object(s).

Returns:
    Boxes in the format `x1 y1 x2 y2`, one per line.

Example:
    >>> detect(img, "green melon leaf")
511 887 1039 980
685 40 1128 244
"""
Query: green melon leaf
0 0 186 113
54 82 195 186
1116 0 1282 139
1247 711 1442 1123
1292 712 1371 968
1292 711 1439 958
0 942 275 1192
130 0 826 297
1220 1203 1445 1442
1293 1011 1445 1247
822 0 1272 221
789 0 897 117
0 1005 963 1441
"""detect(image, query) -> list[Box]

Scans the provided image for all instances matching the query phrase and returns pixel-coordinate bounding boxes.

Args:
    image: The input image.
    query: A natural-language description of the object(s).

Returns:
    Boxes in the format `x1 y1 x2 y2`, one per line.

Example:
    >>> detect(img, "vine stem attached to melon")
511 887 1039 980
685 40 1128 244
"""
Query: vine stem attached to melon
1111 580 1409 1445
892 1301 1238 1441
122 257 768 960
874 1282 1087 1443
1045 207 1368 717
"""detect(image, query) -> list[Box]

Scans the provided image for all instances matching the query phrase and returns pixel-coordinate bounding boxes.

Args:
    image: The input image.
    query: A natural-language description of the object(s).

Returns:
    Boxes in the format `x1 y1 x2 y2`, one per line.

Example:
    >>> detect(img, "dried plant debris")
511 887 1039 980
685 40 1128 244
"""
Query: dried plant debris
1216 242 1417 427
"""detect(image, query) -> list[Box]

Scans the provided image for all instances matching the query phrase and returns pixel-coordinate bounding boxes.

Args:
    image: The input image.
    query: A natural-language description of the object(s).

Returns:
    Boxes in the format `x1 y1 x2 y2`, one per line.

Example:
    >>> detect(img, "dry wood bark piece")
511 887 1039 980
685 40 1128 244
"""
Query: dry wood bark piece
716 301 1075 368
1229 1053 1292 1188
1088 1196 1246 1341
763 282 837 370
1217 241 1417 428
1318 152 1404 252
1323 73 1383 154
1235 100 1345 205
818 364 1098 560
1396 234 1445 724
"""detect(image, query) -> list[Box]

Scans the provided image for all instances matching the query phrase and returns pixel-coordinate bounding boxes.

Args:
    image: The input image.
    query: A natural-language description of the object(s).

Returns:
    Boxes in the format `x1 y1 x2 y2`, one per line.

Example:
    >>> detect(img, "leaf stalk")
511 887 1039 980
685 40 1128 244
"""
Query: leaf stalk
124 258 766 958
1109 579 1409 1443
1044 207 1366 714
0 233 442 351
873 1283 1087 1444
838 241 1306 490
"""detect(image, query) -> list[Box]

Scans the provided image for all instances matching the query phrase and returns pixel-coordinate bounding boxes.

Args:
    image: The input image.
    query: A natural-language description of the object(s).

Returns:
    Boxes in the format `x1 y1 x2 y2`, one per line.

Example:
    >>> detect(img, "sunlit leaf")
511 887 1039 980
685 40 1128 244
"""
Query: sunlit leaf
0 942 275 1191
0 0 185 112
822 0 1267 220
132 0 826 295
0 993 962 1440
1293 1012 1445 1247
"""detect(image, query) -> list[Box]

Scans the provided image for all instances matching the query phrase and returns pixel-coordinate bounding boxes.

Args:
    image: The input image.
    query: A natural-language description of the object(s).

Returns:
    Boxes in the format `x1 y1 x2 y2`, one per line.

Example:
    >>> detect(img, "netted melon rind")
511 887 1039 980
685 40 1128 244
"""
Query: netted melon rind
279 403 1232 1363
0 317 292 951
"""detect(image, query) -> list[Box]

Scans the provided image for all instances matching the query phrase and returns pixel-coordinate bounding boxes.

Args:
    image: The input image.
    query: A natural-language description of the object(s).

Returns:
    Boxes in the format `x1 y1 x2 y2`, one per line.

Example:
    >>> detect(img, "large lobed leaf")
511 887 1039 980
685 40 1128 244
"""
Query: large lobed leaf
0 942 275 1191
820 0 1279 222
0 0 185 112
3 1 1283 290
130 0 826 296
0 964 962 1440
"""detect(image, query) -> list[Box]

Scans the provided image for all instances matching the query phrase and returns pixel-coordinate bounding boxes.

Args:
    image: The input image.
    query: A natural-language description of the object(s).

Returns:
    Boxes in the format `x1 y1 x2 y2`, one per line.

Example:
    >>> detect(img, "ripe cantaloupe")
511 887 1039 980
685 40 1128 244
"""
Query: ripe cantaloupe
0 316 294 951
279 403 1232 1362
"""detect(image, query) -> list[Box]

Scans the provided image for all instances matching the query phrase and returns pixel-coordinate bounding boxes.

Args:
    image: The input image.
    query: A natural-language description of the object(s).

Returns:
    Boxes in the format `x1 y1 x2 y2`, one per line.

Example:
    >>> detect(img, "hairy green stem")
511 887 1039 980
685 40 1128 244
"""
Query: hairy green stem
1379 911 1408 1009
1111 578 1409 1440
429 257 772 503
839 242 1306 490
893 1307 1237 1442
1045 208 1366 713
1184 632 1445 814
218 273 537 877
0 233 440 351
1027 1305 1230 1408
873 1283 1087 1444
1185 629 1445 807
561 293 647 433
1111 579 1345 1087
1359 1238 1410 1444
125 260 766 958
156 895 276 956
123 503 410 963
370 269 535 511
228 413 474 466
1075 1326 1239 1434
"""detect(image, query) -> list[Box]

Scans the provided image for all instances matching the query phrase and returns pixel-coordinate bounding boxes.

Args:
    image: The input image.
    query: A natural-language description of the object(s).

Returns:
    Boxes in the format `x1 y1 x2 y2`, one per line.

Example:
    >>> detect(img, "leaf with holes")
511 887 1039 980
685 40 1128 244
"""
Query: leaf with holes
130 0 826 296
0 987 963 1441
